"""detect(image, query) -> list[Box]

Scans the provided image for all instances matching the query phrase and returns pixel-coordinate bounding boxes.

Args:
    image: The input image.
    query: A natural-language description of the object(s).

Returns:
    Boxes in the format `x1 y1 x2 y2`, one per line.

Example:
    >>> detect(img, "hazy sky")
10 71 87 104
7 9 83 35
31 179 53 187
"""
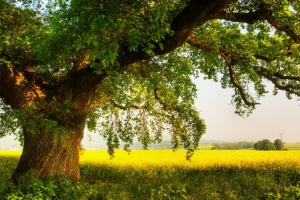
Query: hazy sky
194 77 300 143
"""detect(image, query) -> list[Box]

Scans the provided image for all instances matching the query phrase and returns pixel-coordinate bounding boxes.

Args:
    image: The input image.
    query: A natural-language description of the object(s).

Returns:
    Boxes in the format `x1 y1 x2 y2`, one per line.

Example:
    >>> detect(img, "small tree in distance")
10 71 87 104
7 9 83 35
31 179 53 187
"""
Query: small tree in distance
254 139 275 151
274 139 283 150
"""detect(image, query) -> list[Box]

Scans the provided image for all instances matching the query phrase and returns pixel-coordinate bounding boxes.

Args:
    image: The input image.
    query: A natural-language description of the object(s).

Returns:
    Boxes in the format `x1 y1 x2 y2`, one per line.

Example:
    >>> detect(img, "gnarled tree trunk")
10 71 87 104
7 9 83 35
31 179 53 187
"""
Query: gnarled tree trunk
0 57 105 182
12 125 85 183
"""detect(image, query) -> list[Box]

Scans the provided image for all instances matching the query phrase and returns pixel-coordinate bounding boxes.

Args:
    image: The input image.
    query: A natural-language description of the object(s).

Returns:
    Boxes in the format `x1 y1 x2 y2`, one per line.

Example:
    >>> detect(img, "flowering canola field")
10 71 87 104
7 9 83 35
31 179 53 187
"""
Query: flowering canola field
1 149 300 170
80 150 300 170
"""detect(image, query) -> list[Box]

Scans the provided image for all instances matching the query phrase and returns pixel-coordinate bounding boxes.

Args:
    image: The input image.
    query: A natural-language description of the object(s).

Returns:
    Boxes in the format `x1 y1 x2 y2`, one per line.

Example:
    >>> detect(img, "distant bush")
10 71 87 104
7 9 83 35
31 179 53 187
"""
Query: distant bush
274 139 283 150
254 139 275 150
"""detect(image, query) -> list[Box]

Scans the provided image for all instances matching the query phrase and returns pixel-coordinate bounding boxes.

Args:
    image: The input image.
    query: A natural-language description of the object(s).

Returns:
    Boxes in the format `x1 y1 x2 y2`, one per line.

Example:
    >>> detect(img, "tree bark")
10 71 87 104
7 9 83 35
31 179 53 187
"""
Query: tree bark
12 125 84 183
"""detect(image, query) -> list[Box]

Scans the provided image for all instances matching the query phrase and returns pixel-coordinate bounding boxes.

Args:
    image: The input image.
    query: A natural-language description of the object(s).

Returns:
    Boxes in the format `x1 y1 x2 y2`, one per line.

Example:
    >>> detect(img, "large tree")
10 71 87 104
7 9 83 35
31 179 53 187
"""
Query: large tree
1 0 300 182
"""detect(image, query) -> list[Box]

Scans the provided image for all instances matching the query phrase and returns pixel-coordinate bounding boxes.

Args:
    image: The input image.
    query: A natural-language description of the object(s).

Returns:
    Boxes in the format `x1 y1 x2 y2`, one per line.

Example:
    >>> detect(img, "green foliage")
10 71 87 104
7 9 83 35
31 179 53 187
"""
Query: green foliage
0 101 74 142
33 0 178 69
274 139 284 150
87 53 207 158
6 170 85 200
188 1 300 115
150 184 187 200
0 100 21 139
266 185 300 200
254 139 276 150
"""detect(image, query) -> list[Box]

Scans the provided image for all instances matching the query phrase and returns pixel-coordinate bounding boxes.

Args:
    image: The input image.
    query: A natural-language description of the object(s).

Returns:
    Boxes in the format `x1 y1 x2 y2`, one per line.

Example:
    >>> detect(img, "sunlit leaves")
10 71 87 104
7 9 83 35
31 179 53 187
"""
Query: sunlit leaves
0 0 44 68
32 0 178 72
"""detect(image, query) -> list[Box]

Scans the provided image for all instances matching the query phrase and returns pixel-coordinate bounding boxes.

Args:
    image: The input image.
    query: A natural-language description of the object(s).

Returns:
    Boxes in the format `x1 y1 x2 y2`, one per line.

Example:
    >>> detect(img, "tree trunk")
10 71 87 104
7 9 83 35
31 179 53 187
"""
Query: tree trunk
12 126 84 183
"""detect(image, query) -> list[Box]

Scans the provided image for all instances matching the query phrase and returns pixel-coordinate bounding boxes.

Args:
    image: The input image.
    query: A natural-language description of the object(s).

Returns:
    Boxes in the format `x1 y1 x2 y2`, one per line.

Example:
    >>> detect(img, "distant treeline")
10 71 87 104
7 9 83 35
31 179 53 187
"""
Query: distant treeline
127 141 175 150
118 141 255 150
212 142 255 150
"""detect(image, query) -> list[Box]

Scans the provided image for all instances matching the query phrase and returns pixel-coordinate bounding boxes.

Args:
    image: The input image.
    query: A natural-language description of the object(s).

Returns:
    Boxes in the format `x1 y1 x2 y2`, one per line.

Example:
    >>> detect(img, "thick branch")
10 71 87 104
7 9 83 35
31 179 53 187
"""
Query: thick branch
118 0 232 67
216 8 300 43
253 54 272 62
188 37 260 107
112 99 147 110
273 72 300 81
0 61 44 109
224 56 260 107
267 18 300 44
187 37 214 52
216 9 269 24
54 67 108 106
254 67 300 94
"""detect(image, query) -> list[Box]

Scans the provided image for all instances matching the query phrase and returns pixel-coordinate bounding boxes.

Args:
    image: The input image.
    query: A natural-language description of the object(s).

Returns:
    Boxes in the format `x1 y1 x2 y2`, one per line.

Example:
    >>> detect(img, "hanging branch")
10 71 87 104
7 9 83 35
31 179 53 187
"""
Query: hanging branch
111 99 148 110
253 67 300 95
187 37 260 107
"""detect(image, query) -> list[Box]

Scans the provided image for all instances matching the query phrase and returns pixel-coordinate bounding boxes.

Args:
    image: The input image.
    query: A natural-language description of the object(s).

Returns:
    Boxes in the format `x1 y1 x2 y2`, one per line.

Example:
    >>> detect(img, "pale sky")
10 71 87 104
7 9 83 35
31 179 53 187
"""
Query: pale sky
194 77 300 143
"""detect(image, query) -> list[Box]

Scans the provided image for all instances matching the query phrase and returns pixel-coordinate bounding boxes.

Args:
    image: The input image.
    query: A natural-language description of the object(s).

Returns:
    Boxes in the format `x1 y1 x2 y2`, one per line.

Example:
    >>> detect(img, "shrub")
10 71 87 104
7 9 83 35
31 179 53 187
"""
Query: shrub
254 139 275 150
5 170 85 200
150 184 187 200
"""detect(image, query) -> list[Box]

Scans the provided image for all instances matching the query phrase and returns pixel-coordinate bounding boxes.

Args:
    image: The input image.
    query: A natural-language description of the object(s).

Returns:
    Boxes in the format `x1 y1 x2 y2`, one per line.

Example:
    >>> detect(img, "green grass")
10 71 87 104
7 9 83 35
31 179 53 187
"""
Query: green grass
285 143 300 150
78 164 300 199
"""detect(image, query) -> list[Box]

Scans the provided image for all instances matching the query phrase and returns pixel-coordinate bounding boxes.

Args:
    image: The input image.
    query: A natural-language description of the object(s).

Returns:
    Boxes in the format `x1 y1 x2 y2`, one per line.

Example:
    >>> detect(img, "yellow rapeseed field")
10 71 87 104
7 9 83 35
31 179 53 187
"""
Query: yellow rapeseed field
80 150 300 170
1 149 300 171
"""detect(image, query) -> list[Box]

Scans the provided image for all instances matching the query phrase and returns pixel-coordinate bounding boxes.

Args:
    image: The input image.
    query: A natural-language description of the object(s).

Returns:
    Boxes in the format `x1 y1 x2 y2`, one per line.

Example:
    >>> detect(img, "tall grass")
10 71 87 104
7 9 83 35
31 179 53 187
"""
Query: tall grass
1 150 300 199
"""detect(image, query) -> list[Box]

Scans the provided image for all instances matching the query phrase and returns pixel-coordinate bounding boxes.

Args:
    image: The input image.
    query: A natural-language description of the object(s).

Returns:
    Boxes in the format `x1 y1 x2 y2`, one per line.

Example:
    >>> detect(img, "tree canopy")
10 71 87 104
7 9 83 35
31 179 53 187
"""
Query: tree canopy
274 139 284 150
1 0 300 181
254 139 276 150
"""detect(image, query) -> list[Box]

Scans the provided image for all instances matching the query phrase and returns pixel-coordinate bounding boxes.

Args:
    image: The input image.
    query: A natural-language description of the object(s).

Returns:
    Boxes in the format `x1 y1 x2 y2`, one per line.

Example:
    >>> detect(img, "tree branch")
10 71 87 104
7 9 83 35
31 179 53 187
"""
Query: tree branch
154 87 170 110
188 37 260 107
273 72 300 81
118 0 232 67
216 7 300 43
267 17 300 43
216 9 269 24
253 54 272 62
222 54 260 107
112 99 148 110
253 67 300 94
0 61 45 109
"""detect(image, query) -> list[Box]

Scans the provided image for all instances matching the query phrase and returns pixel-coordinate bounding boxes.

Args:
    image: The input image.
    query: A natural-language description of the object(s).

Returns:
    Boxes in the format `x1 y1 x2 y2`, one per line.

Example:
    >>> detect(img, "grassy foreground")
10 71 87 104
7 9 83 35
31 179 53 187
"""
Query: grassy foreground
1 150 300 199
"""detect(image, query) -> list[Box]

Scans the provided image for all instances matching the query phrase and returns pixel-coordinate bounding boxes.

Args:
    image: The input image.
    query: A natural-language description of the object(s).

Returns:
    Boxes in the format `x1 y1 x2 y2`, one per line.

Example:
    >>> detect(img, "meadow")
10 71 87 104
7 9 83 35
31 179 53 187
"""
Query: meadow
1 150 300 199
284 143 300 150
